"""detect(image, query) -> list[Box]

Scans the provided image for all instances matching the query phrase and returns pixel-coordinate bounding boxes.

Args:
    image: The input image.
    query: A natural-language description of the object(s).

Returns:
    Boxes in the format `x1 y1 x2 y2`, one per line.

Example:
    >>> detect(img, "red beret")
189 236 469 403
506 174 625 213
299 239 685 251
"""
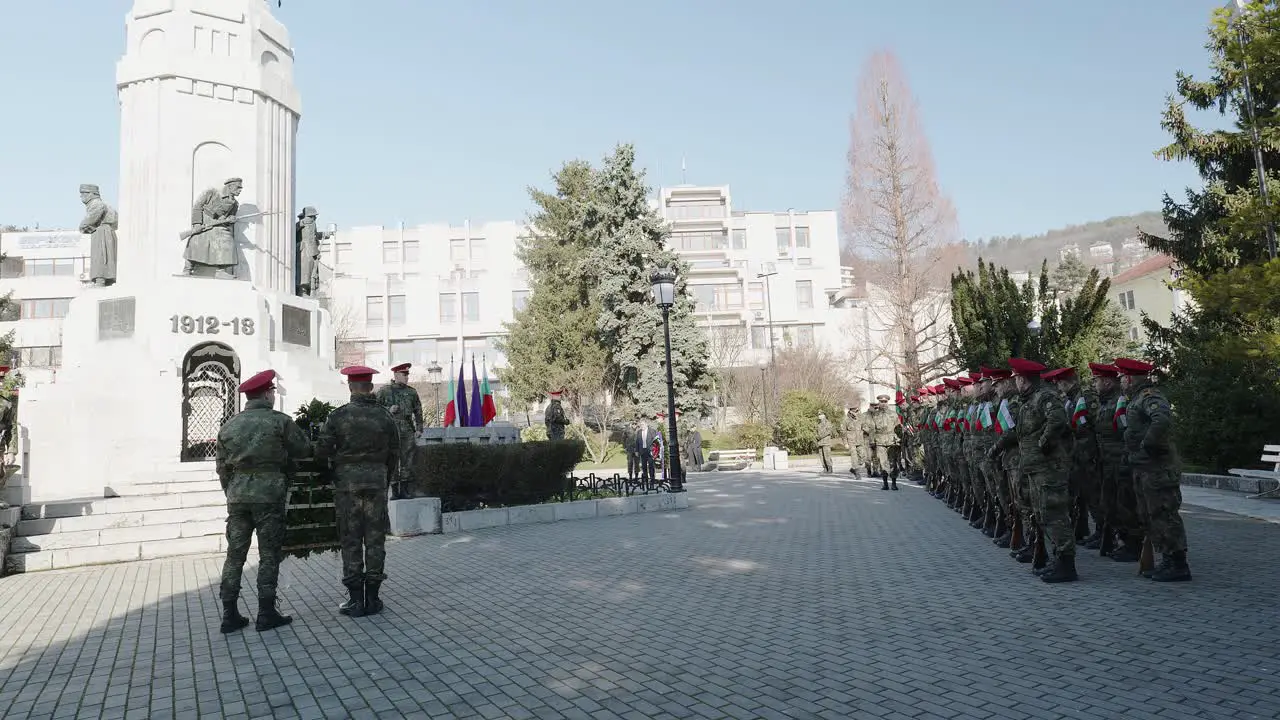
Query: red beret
968 371 982 381
956 376 975 386
238 369 277 394
1114 358 1155 375
932 384 946 393
548 389 563 398
1089 362 1120 378
987 367 1013 379
909 396 920 403
390 363 411 373
0 365 9 375
1042 367 1077 382
340 365 379 383
1008 357 1047 376
943 378 962 389
916 387 928 395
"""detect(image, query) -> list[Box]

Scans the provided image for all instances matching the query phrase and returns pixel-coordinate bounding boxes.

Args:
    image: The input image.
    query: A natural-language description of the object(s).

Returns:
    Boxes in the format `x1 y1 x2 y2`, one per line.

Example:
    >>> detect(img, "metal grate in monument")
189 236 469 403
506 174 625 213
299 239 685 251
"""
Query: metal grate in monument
181 361 238 461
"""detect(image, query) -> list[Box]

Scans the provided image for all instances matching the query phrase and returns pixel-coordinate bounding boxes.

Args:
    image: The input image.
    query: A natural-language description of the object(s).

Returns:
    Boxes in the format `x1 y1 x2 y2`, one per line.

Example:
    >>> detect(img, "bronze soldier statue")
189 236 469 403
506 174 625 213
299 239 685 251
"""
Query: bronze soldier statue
295 206 330 296
186 178 244 278
78 183 118 286
317 366 401 617
215 369 313 633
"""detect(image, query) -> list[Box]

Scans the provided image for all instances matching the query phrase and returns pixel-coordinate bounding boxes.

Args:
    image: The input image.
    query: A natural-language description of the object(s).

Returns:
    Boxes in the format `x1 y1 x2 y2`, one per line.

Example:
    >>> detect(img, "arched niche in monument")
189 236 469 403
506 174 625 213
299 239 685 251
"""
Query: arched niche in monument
180 341 241 462
138 28 166 56
191 141 233 203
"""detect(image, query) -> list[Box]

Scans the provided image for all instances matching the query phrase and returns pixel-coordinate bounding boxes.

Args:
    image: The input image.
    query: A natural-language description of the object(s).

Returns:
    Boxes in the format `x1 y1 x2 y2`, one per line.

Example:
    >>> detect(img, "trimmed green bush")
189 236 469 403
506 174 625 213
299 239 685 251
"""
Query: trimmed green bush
776 391 842 455
412 440 586 511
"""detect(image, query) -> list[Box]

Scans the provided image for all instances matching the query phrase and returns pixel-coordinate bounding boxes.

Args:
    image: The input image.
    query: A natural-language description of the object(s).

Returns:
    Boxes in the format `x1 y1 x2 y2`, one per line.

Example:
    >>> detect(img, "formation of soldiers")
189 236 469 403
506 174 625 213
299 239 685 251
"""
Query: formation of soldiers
214 363 423 633
896 356 1190 584
838 394 905 490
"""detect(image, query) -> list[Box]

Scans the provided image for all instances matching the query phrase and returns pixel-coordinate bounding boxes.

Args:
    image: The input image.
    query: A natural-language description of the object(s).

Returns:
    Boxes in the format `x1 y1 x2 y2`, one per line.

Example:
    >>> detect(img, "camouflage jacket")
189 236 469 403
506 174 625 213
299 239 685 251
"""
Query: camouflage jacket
1065 385 1099 462
216 397 313 503
375 381 423 432
1123 380 1177 469
816 418 833 448
544 400 569 439
316 393 400 492
1001 381 1069 472
867 408 899 446
1094 387 1126 459
841 414 862 446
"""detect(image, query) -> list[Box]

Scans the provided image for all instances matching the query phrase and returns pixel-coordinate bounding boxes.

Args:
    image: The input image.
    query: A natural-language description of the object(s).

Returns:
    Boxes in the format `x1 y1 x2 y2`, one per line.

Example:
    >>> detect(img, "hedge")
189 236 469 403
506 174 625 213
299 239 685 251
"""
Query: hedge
409 439 586 511
283 458 339 560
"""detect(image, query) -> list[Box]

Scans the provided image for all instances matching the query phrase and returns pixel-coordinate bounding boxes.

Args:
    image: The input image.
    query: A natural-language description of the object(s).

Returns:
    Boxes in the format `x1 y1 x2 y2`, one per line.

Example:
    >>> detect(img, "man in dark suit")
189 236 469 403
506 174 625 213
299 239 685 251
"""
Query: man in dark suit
623 424 639 481
634 420 656 483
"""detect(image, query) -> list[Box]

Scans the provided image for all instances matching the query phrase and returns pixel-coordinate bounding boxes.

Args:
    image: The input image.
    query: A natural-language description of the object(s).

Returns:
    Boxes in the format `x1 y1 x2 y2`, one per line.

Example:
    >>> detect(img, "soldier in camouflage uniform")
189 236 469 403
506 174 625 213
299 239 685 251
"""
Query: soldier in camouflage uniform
842 407 864 477
985 368 1020 549
1044 367 1102 546
957 376 982 523
867 396 900 490
816 412 834 474
1115 358 1191 582
971 370 1002 537
997 358 1077 583
1090 362 1142 561
906 393 926 483
544 390 569 440
215 369 313 633
317 365 401 617
860 402 877 477
376 362 424 500
938 379 962 506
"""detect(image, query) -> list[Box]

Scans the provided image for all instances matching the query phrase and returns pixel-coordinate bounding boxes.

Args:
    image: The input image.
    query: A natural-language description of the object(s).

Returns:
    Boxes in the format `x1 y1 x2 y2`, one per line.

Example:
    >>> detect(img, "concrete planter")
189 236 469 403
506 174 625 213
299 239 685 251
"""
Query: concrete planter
400 492 690 536
1181 472 1280 496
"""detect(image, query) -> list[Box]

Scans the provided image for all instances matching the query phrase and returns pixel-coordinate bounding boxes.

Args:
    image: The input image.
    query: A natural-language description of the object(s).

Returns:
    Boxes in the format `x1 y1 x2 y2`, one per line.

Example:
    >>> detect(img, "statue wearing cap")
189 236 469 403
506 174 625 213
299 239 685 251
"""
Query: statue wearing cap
316 365 402 617
78 183 118 286
185 178 244 278
1113 357 1191 582
295 206 330 296
214 369 313 634
375 362 424 499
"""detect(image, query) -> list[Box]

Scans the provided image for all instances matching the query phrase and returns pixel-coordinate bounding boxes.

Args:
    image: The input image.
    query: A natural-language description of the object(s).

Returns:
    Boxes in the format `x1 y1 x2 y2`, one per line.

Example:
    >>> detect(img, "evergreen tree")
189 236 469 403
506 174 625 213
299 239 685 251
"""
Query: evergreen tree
1137 1 1280 471
587 146 712 418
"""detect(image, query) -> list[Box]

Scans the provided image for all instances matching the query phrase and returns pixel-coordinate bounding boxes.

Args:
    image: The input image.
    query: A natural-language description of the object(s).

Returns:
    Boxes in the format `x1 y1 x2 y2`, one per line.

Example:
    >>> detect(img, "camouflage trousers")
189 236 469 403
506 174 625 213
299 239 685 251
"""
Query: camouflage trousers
336 489 389 587
846 440 863 471
220 502 286 602
980 452 1007 515
1026 463 1075 557
869 445 891 475
394 423 416 486
818 446 833 473
1100 454 1141 540
1069 450 1102 528
1134 465 1188 554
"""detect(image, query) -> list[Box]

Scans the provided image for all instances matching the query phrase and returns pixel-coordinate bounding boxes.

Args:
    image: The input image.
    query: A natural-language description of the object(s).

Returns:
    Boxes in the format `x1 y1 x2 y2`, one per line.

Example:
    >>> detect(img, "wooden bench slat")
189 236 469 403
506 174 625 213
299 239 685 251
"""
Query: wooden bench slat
1260 454 1280 463
1264 445 1280 452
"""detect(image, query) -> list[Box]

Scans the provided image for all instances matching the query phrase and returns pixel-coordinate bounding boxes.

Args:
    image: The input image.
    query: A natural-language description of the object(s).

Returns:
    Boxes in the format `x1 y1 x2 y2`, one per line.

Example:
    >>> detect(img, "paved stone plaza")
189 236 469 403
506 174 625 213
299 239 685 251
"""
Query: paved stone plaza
2 472 1279 720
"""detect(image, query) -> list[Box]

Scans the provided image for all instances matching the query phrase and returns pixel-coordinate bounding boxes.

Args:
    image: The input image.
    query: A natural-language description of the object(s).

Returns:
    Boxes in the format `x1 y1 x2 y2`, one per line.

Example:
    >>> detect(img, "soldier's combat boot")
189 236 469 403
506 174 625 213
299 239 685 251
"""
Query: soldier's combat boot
255 597 293 632
1150 550 1191 582
881 473 889 491
364 582 384 614
994 530 1013 549
890 472 898 491
1041 554 1078 584
1080 529 1101 549
220 599 250 634
1110 540 1141 563
339 584 365 618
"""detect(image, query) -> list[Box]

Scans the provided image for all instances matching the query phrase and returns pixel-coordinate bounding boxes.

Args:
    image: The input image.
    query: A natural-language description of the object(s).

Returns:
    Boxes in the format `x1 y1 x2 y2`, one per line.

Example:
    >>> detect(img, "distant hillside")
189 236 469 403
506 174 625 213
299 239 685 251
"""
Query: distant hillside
967 211 1168 273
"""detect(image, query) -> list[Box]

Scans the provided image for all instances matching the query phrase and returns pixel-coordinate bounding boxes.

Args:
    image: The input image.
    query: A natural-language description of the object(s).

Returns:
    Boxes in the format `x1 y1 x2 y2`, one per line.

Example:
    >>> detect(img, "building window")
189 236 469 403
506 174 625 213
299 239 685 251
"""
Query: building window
403 240 420 263
389 339 415 366
20 297 73 319
335 243 353 265
362 341 386 369
796 258 813 268
690 284 743 311
751 326 769 349
1119 290 1135 310
449 239 466 264
669 231 728 252
365 296 384 327
1 257 24 279
470 239 486 265
12 345 62 368
381 241 399 263
794 226 810 249
796 281 813 310
1128 326 1140 341
731 229 747 249
439 294 457 323
388 294 406 326
25 258 77 277
666 199 726 220
776 228 791 255
512 290 530 313
462 292 480 322
748 282 764 311
412 338 438 365
795 325 815 348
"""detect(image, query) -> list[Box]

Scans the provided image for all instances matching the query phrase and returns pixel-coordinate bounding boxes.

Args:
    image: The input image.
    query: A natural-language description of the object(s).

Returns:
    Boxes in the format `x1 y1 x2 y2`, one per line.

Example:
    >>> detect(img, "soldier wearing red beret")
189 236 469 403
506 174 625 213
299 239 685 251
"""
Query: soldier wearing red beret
215 369 313 633
1089 362 1143 560
1113 358 1191 581
376 362 424 500
1043 367 1104 550
317 366 403 617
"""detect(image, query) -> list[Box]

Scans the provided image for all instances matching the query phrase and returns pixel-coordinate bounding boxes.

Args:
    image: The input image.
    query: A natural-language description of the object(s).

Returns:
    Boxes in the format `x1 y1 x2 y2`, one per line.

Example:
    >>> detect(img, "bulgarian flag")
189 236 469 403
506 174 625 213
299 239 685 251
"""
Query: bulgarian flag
994 398 1016 434
1113 395 1128 431
963 404 975 431
979 401 993 431
480 357 497 425
895 387 907 425
1071 395 1089 428
442 359 457 427
932 410 942 431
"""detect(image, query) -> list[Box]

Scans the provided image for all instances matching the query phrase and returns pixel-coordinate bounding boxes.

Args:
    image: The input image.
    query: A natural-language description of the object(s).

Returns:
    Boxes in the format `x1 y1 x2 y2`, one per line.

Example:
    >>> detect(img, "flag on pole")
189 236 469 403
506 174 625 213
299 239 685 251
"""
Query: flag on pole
480 357 497 425
454 359 470 427
443 356 457 427
468 355 483 427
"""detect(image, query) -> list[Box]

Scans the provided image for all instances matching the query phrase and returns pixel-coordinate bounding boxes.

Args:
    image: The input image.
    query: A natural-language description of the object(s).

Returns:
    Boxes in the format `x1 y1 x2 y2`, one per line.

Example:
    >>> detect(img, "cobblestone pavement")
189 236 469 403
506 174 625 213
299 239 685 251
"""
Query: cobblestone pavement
2 471 1280 720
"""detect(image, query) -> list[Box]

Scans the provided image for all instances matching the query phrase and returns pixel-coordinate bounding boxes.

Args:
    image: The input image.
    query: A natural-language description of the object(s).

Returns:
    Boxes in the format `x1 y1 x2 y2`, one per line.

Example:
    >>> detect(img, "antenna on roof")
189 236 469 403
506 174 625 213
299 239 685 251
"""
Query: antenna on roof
681 156 687 185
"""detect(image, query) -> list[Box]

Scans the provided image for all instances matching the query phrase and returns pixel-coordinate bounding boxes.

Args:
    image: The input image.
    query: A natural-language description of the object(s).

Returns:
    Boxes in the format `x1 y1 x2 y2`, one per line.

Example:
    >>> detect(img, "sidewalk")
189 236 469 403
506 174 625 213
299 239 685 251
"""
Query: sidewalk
1182 486 1280 524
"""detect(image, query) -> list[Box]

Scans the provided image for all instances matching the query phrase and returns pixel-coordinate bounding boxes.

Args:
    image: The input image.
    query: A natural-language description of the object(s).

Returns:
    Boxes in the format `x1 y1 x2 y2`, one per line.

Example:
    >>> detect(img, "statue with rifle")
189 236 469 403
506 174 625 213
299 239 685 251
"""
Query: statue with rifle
182 177 279 278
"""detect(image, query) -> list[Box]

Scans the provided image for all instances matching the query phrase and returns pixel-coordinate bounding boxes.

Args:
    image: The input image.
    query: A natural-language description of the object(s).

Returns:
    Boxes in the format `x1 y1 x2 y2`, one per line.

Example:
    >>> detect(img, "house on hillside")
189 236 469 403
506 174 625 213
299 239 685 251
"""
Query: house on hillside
1111 253 1189 343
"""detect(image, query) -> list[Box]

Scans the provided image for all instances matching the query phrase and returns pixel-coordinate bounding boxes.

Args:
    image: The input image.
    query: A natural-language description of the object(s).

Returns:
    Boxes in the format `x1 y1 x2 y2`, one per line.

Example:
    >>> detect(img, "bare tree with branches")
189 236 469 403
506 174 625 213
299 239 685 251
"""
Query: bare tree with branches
704 325 748 430
842 50 959 389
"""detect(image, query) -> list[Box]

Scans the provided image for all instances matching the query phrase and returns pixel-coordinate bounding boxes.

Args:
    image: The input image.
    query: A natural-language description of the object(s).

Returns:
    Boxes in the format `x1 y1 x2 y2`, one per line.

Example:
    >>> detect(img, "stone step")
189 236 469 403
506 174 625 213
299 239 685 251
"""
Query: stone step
106 479 224 496
16 503 229 536
10 519 225 553
20 490 226 521
6 533 227 574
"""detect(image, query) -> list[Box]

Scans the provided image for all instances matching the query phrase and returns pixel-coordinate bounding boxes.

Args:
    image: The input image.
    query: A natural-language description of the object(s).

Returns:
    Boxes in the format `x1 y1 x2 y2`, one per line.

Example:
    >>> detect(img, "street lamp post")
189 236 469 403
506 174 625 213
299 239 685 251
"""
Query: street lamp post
650 267 685 492
426 360 442 426
756 265 778 370
1229 0 1278 261
757 358 770 430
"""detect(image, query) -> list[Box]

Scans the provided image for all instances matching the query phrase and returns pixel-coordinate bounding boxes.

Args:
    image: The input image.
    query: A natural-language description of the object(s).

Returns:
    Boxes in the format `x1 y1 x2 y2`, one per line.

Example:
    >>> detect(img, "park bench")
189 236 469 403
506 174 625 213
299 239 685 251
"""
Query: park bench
1228 444 1280 499
706 449 755 471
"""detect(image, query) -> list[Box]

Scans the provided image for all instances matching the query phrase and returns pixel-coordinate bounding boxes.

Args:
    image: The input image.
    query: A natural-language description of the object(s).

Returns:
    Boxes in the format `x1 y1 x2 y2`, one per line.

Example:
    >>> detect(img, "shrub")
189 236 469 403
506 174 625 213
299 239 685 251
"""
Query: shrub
520 424 549 442
412 440 585 511
732 422 771 452
775 390 841 455
284 458 339 560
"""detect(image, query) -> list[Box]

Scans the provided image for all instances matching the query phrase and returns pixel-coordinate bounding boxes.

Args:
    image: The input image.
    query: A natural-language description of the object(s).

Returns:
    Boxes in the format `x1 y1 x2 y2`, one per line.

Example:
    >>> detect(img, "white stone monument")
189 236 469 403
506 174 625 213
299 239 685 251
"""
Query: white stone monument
15 0 347 504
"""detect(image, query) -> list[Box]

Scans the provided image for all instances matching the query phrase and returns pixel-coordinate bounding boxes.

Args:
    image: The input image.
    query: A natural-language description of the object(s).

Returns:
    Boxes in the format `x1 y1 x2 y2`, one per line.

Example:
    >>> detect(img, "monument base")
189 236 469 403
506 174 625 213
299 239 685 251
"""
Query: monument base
15 276 348 503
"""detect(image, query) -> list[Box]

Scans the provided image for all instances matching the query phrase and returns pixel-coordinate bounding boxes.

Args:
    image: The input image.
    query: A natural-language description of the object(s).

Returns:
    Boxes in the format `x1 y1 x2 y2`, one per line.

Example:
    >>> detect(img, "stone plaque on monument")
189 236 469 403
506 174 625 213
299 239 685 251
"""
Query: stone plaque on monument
281 304 311 347
97 297 136 340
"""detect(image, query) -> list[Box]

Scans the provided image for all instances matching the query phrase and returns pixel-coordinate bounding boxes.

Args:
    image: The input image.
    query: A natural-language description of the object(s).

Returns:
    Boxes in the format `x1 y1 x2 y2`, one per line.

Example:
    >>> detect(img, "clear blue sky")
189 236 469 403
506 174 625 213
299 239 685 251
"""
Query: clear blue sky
0 0 1225 240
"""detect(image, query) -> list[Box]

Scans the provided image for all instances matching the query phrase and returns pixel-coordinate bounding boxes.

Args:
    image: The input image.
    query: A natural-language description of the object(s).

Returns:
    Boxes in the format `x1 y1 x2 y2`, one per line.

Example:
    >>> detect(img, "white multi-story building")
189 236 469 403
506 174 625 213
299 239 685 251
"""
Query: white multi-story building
0 230 94 385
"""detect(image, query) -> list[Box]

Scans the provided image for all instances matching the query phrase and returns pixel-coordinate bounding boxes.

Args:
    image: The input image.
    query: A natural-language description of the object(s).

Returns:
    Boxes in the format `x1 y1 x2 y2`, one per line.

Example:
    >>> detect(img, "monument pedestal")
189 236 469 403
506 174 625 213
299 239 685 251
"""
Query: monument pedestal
17 276 347 503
